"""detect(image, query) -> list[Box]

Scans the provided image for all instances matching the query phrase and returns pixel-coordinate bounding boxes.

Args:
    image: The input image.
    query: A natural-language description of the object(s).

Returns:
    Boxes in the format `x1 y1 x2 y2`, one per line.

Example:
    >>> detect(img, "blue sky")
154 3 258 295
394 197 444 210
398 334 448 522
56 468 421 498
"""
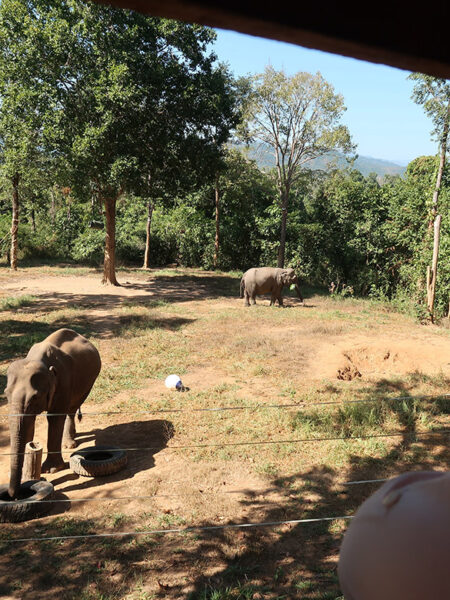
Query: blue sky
210 29 439 165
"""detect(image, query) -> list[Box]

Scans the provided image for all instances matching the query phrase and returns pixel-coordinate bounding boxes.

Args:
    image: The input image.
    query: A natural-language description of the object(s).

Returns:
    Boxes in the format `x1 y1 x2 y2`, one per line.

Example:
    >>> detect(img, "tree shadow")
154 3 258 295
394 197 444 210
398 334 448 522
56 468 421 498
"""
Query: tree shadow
0 373 6 396
0 320 58 362
50 419 174 497
183 428 449 599
358 372 450 398
0 314 195 362
0 379 448 599
0 416 8 449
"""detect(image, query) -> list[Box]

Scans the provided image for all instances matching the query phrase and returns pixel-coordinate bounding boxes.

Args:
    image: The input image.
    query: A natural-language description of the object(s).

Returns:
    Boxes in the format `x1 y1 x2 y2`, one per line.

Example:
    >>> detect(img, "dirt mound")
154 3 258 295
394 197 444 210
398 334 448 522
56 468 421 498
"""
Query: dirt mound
337 356 362 381
311 336 450 381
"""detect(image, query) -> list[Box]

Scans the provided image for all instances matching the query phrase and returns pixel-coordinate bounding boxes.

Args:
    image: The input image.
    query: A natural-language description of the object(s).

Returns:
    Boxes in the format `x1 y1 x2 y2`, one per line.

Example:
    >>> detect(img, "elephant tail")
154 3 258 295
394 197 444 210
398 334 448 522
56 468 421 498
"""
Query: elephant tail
239 277 245 298
77 409 83 422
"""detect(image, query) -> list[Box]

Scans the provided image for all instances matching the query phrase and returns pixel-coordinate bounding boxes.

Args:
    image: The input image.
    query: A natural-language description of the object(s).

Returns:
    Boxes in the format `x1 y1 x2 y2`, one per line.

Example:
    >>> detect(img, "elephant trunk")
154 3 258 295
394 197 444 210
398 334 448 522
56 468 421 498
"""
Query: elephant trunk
8 413 35 499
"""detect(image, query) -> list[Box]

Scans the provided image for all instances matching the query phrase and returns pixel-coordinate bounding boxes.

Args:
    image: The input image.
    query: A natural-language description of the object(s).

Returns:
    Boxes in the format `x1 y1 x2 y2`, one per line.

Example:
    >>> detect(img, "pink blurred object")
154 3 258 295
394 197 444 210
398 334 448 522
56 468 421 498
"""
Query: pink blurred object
338 470 450 600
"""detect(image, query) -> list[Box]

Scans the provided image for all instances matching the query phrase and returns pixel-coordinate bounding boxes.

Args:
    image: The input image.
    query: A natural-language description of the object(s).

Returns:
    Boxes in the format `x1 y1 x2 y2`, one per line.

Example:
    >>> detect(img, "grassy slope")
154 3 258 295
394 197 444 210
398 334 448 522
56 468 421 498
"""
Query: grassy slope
0 265 448 600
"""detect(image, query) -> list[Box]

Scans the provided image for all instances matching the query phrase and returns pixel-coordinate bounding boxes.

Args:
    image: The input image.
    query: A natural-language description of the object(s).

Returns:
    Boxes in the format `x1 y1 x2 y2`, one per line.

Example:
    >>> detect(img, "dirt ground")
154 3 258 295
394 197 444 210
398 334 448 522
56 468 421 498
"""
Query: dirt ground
0 266 449 600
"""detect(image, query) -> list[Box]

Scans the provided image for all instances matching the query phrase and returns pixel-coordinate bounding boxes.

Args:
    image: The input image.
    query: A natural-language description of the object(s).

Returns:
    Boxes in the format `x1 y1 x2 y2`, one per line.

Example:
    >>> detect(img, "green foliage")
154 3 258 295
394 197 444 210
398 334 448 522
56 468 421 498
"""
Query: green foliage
0 214 10 261
0 1 241 276
72 228 105 265
240 65 355 265
0 295 36 311
0 4 447 319
408 74 450 144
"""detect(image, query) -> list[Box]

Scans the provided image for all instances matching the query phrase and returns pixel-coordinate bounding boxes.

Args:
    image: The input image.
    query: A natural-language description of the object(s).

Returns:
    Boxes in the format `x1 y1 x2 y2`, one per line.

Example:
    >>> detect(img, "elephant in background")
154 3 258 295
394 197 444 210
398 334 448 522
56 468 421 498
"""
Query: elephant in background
239 267 303 306
5 328 101 498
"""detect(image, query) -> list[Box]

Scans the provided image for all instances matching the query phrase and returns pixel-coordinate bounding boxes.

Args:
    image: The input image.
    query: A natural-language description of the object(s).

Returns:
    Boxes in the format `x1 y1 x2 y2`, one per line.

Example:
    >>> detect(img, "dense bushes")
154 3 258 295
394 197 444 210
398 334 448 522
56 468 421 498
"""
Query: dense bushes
0 151 448 318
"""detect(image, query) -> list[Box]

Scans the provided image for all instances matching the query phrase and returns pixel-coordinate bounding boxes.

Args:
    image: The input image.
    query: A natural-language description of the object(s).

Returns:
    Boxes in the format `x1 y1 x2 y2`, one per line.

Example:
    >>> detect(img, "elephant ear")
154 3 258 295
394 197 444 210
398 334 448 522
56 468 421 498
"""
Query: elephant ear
276 270 285 285
280 270 290 284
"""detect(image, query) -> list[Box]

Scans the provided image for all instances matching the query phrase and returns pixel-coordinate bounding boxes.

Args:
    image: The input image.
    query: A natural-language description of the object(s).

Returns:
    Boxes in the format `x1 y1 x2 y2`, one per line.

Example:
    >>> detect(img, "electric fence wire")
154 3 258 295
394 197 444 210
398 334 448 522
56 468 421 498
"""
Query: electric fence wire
0 427 448 457
0 473 405 506
1 514 354 544
1 392 448 419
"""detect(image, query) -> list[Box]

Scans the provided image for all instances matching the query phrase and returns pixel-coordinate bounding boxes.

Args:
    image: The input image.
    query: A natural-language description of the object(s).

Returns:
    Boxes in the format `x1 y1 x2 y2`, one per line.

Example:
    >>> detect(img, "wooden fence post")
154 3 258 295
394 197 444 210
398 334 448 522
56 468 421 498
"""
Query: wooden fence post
23 441 43 481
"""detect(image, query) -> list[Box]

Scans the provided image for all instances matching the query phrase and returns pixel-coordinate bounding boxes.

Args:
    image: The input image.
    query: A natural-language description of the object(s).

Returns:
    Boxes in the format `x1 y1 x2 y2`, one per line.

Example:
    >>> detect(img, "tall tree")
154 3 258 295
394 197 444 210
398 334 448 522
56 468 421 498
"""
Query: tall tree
0 1 240 283
242 66 354 267
409 74 450 320
136 60 241 270
0 0 53 270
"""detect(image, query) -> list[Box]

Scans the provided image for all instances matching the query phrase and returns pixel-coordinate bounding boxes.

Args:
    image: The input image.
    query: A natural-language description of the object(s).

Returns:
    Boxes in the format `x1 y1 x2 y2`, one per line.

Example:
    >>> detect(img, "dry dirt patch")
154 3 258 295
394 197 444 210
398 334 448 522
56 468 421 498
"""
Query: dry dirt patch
310 336 450 382
0 268 449 599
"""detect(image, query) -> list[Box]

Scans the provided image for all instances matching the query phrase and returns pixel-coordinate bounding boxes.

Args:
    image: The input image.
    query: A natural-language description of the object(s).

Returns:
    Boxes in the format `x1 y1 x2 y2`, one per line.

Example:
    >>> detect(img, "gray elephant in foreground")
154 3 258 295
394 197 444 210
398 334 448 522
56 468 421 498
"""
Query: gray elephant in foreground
5 328 101 498
239 267 303 306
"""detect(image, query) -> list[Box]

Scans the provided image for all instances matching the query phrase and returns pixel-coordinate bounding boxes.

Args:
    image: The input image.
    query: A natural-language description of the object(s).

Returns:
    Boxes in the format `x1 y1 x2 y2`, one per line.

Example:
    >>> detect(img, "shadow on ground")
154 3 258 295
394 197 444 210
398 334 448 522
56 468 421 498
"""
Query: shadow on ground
0 313 195 361
1 271 320 315
50 419 174 496
0 383 448 599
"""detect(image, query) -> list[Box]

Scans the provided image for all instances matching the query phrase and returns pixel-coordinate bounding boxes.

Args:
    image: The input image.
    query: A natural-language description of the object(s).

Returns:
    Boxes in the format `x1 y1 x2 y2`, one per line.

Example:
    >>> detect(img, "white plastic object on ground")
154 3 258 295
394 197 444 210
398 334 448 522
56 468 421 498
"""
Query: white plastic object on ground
165 374 183 390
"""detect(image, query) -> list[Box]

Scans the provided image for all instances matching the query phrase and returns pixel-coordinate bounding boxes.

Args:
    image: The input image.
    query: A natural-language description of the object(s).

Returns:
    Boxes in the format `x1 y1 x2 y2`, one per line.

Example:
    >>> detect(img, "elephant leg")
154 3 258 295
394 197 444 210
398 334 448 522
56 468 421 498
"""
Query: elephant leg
42 414 66 473
62 414 77 449
277 287 284 306
244 290 250 307
270 292 277 306
251 293 257 305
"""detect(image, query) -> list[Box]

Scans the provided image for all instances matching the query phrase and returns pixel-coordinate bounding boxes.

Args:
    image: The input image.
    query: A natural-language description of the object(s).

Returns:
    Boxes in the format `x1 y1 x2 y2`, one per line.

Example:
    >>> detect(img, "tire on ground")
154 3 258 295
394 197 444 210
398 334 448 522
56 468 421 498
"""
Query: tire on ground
0 480 54 523
69 446 127 477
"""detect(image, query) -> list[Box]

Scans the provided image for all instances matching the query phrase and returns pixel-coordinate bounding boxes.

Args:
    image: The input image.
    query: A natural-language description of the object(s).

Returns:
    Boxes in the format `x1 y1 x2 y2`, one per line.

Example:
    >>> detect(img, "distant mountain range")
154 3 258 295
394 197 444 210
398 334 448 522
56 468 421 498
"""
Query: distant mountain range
235 143 406 179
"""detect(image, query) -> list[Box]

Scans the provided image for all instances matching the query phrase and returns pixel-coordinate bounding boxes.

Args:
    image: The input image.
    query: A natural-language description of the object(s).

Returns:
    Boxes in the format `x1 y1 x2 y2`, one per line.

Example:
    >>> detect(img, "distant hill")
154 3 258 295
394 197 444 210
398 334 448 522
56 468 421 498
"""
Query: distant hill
234 143 406 179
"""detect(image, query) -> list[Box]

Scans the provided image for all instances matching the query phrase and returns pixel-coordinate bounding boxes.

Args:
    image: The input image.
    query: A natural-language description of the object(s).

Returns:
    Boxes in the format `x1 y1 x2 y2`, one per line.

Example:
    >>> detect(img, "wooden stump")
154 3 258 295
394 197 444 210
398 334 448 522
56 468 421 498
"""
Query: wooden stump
23 441 43 481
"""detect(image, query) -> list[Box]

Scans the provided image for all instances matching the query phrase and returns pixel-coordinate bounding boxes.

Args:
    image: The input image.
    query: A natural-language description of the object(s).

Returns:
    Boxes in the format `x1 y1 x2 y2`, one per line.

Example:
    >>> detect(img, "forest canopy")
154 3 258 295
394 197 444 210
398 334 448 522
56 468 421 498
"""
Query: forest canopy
0 1 448 319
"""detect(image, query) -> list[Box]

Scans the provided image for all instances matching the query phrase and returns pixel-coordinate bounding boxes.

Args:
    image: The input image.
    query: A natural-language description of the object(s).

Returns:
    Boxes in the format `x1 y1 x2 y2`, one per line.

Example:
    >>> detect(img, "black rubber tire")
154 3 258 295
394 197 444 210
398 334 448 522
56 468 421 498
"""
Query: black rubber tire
69 446 127 477
0 480 54 523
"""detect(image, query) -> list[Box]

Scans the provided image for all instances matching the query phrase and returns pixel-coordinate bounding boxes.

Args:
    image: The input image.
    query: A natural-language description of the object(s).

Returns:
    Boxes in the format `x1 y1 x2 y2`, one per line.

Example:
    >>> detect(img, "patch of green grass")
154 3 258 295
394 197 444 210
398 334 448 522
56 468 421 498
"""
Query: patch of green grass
191 583 269 600
122 299 168 309
256 461 279 478
156 513 186 528
109 513 127 528
47 517 97 537
0 294 36 311
79 590 119 600
295 580 314 591
290 400 403 438
0 324 54 361
52 266 95 276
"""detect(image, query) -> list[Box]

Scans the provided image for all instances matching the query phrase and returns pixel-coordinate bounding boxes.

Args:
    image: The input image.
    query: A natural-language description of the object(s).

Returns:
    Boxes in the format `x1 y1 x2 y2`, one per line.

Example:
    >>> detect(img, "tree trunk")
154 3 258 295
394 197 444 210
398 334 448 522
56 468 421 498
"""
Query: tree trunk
427 214 441 322
277 189 289 268
213 175 220 269
10 173 20 271
50 187 56 224
143 200 154 269
31 198 36 234
429 119 448 229
102 195 120 286
425 111 447 318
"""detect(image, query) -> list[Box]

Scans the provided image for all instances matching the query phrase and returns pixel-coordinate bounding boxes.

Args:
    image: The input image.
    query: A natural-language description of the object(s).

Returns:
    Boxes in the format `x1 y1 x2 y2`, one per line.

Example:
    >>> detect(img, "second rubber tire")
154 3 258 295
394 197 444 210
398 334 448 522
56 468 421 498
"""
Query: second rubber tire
69 446 127 477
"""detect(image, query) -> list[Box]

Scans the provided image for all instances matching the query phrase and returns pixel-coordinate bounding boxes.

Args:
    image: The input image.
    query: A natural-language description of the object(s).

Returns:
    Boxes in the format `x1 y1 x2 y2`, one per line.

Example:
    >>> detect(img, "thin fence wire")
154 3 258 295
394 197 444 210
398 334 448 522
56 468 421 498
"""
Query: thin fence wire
0 427 447 457
343 478 389 486
1 514 354 544
0 475 402 506
0 491 260 505
1 393 448 419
